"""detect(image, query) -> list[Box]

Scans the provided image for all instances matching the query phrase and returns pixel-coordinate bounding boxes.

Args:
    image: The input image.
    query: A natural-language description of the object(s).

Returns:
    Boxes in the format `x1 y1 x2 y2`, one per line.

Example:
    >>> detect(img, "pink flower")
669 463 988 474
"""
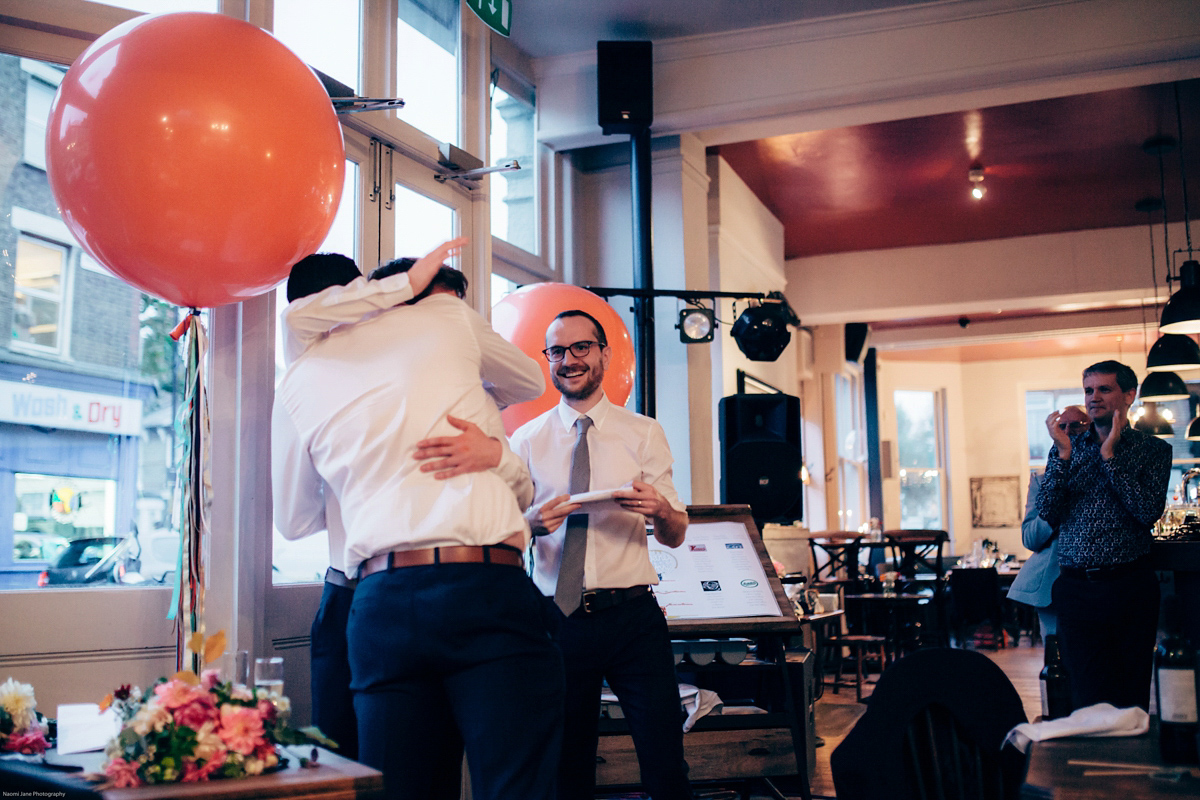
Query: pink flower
217 704 265 755
2 728 49 754
182 755 224 782
200 669 221 690
105 757 142 788
256 698 277 724
173 695 218 729
154 680 210 712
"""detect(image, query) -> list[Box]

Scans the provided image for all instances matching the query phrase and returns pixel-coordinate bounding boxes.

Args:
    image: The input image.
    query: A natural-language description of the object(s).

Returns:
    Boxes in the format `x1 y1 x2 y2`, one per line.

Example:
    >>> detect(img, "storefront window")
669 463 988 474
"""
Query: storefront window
0 54 184 591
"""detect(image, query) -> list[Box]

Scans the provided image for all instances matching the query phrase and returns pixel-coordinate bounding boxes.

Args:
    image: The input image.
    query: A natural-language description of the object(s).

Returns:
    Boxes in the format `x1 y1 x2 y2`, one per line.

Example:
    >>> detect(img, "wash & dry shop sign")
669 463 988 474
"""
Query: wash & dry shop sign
0 380 142 434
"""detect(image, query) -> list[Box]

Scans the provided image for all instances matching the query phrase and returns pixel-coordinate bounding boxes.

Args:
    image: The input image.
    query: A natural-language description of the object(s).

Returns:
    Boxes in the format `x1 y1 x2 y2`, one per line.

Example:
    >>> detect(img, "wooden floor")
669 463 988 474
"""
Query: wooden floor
803 642 1045 800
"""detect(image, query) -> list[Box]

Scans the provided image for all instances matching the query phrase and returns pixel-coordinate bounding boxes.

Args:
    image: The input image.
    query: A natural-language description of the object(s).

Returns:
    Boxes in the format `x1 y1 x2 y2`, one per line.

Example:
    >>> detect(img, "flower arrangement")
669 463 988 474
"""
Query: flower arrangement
99 632 331 787
0 677 51 755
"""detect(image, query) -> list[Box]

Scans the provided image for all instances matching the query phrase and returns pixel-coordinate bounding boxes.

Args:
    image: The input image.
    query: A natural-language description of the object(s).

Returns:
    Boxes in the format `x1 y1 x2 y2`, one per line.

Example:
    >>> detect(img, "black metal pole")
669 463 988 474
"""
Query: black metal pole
631 126 655 417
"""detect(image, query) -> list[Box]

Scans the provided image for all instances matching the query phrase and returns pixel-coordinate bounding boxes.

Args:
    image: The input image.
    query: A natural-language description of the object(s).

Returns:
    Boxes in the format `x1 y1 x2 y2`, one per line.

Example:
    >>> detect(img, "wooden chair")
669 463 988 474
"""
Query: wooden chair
807 532 865 589
885 529 950 645
947 567 1006 649
831 648 1028 800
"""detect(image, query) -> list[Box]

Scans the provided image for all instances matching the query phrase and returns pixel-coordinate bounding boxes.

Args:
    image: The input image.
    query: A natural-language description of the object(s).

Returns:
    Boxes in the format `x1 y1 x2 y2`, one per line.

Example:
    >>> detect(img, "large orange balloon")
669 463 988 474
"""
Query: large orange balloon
46 12 344 308
493 283 635 435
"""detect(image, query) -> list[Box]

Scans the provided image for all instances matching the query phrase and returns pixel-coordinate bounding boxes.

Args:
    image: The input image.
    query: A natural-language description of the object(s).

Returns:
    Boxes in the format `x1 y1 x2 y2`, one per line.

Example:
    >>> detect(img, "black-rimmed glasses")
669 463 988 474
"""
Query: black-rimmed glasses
542 340 603 362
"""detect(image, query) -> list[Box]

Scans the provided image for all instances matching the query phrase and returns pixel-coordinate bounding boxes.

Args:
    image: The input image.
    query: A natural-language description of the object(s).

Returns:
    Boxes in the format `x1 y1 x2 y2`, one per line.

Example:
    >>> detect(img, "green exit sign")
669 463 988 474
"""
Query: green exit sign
467 0 511 37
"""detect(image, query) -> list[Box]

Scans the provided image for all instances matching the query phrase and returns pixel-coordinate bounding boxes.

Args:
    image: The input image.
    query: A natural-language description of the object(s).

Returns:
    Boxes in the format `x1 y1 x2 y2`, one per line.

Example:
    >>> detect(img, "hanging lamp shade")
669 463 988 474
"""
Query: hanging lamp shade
1147 333 1200 371
1160 261 1200 334
1187 415 1200 441
1140 370 1191 402
1133 404 1175 438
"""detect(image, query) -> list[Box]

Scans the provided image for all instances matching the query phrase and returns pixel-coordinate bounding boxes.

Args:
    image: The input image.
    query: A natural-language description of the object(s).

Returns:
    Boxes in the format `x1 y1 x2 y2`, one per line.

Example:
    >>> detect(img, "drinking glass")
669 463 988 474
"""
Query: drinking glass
254 656 284 698
224 649 250 686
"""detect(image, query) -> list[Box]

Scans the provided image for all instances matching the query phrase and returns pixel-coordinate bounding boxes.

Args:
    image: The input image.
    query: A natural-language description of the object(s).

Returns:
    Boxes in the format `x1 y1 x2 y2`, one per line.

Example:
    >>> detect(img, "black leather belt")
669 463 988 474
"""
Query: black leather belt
357 544 524 580
1060 556 1150 581
579 585 651 614
324 567 358 590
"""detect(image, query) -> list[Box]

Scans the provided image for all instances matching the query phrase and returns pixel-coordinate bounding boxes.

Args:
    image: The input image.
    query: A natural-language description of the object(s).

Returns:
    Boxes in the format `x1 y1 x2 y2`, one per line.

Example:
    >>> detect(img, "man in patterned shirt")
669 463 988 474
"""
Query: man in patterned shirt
1038 360 1171 711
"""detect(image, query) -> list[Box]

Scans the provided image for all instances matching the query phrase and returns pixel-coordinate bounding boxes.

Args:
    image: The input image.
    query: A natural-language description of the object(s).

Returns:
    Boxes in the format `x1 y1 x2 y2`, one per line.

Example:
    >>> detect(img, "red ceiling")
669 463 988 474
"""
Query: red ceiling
714 80 1200 260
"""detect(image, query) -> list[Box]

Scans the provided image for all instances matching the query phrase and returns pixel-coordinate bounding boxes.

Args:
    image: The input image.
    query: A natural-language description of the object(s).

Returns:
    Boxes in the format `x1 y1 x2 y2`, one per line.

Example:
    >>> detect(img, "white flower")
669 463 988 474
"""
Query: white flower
231 685 254 702
131 705 171 737
243 755 265 776
0 678 37 732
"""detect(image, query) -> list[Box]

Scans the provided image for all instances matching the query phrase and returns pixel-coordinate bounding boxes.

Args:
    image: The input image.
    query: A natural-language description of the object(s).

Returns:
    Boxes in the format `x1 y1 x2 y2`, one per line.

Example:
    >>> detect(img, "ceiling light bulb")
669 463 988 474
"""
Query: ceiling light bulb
971 185 986 200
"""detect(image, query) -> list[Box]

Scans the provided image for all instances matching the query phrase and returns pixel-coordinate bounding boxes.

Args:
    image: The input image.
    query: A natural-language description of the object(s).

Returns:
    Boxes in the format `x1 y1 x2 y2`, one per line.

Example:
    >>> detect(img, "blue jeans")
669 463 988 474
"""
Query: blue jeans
348 562 564 800
555 591 690 800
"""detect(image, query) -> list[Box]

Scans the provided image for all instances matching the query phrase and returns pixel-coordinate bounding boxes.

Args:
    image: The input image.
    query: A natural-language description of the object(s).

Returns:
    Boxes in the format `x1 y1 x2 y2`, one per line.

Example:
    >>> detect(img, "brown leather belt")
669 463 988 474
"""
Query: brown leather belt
357 544 524 580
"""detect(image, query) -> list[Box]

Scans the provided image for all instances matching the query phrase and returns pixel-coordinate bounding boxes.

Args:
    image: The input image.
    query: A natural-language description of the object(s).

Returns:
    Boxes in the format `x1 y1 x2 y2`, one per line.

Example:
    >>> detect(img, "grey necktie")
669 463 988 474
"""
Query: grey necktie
555 415 593 615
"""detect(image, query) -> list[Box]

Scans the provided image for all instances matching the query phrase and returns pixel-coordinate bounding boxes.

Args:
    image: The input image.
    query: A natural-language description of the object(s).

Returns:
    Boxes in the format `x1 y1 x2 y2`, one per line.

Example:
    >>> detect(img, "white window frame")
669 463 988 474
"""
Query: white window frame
9 207 76 359
835 369 868 531
20 59 61 170
894 387 950 532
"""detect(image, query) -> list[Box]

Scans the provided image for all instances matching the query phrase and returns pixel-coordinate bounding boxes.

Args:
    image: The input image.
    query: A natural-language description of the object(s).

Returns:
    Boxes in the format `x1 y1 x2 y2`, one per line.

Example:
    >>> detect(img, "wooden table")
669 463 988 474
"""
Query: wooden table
0 746 383 798
1021 725 1200 799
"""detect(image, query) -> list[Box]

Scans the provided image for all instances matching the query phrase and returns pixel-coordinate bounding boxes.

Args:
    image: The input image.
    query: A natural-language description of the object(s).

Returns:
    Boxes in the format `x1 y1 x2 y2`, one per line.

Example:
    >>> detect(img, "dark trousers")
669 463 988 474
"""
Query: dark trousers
555 591 690 800
311 581 359 761
348 562 564 800
1052 565 1159 711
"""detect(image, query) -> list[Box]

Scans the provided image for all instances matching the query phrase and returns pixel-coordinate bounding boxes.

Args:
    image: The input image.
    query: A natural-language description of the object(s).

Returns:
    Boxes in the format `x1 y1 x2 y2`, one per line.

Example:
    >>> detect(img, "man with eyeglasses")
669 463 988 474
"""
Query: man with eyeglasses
1008 405 1088 640
510 309 691 800
1038 361 1171 711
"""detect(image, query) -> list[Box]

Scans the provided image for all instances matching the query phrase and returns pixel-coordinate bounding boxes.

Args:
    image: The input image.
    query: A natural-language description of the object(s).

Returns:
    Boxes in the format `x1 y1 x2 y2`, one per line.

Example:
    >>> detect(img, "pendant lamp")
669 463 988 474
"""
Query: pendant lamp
1140 370 1190 401
1160 261 1200 334
1146 332 1200 371
1133 403 1175 438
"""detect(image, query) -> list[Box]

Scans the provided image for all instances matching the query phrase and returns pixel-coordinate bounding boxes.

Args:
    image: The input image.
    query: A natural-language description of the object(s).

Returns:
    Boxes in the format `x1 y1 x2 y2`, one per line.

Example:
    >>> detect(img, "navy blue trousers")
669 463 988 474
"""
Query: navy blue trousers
310 581 359 761
555 591 690 800
1052 566 1159 711
348 562 564 800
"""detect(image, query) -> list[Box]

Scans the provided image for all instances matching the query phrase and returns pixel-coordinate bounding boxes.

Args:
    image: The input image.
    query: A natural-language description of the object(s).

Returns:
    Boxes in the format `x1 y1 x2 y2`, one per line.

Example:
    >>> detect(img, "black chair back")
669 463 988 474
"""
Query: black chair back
831 648 1027 800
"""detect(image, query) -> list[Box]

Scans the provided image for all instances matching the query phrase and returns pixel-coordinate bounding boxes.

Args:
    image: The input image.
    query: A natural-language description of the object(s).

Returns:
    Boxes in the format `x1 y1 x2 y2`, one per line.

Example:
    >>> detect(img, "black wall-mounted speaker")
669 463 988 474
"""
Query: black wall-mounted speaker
845 322 869 363
597 40 653 135
719 393 803 523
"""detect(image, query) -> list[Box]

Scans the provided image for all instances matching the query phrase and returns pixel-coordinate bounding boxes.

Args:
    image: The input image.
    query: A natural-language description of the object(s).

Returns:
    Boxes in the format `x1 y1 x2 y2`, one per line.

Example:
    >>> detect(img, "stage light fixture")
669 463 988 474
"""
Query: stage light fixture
731 302 793 361
677 307 715 343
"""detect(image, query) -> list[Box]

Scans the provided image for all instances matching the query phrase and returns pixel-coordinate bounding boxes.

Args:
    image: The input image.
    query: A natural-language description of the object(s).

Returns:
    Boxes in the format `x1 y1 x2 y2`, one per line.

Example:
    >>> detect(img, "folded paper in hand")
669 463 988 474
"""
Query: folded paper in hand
1003 703 1150 754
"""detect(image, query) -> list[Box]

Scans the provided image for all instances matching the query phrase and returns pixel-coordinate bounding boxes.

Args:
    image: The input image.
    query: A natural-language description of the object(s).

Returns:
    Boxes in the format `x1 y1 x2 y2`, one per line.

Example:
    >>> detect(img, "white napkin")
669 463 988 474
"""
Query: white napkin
1003 703 1150 754
679 684 723 733
56 703 121 755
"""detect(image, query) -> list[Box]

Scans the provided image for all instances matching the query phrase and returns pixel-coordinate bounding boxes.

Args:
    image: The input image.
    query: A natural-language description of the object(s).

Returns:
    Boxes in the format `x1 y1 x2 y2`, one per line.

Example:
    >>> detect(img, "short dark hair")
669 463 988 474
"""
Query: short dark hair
1083 360 1139 392
286 253 361 302
552 309 607 346
368 259 467 303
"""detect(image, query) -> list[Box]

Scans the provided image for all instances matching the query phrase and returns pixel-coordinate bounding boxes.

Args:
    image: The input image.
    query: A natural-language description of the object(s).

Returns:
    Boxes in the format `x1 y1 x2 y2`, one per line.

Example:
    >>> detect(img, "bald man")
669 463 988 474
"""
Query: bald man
1007 405 1089 638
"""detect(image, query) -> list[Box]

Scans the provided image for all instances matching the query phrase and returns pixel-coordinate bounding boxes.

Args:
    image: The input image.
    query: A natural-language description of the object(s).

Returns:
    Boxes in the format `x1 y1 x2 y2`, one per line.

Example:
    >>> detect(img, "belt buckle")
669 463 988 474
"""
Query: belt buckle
582 590 600 614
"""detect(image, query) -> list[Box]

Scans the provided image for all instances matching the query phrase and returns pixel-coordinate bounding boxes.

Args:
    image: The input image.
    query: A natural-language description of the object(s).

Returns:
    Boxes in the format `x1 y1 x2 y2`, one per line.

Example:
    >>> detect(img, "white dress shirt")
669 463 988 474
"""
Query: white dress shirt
272 289 544 576
510 393 686 596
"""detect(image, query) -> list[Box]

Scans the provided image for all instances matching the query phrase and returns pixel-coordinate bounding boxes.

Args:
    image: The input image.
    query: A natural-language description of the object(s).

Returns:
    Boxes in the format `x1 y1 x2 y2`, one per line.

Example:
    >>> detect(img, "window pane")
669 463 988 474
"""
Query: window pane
23 75 54 169
397 0 459 144
394 183 455 257
1025 389 1083 464
491 273 519 305
273 0 361 94
899 469 943 529
490 85 536 253
0 55 186 591
895 389 935 468
272 161 358 586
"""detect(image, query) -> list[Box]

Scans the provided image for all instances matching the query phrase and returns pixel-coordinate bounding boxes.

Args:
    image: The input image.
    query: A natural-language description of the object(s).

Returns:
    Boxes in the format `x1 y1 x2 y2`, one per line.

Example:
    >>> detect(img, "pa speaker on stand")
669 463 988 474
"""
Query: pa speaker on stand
719 393 803 525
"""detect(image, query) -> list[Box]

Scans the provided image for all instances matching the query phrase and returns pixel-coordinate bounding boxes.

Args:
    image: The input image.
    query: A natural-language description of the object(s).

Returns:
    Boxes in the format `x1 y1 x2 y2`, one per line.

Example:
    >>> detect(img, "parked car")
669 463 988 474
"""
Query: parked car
37 536 129 586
